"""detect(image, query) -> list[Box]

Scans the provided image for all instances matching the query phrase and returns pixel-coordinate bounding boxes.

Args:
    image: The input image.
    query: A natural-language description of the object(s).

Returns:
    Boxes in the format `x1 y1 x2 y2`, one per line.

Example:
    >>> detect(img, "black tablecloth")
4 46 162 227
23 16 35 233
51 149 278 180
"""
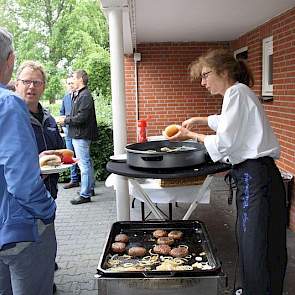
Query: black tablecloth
107 161 230 179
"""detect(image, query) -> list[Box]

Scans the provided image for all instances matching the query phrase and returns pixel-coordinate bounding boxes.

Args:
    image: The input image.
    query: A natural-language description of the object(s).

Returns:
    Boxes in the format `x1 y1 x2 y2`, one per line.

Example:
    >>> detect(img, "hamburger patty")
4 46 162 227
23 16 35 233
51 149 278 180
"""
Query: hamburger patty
157 236 174 246
153 244 172 255
170 246 189 258
168 230 183 240
153 229 168 238
128 246 146 257
115 233 129 243
111 242 126 253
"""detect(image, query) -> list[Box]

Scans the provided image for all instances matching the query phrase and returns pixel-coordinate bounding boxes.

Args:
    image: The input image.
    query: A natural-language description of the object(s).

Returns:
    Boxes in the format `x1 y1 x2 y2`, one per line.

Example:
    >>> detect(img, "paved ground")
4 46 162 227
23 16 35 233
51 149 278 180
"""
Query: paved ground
54 177 295 295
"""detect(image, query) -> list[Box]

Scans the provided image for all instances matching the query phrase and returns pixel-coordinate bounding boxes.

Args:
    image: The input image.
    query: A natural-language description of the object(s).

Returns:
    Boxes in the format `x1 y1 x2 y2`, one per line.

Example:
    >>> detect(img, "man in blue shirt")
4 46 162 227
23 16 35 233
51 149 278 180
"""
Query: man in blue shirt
60 76 80 188
0 27 56 295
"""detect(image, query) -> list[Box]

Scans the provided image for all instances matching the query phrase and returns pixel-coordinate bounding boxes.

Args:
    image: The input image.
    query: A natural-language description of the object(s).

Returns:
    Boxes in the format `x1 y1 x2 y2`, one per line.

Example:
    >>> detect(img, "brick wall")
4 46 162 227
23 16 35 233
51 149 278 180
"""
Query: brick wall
124 7 295 229
125 42 229 143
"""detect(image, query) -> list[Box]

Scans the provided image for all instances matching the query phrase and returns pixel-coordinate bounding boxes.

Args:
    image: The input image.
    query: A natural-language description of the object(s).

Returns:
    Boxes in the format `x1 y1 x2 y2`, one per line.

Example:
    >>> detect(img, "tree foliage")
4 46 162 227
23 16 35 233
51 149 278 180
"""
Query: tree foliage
0 0 111 104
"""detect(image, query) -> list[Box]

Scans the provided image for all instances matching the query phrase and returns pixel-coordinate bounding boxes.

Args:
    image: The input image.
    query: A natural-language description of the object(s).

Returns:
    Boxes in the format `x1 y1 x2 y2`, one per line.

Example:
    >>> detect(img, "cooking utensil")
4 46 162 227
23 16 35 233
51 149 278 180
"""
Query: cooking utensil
125 140 208 169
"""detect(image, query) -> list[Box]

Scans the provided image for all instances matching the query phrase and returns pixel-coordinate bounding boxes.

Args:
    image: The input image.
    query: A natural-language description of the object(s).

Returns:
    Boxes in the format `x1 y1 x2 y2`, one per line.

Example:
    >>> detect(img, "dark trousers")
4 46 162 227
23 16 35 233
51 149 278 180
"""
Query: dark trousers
231 157 287 295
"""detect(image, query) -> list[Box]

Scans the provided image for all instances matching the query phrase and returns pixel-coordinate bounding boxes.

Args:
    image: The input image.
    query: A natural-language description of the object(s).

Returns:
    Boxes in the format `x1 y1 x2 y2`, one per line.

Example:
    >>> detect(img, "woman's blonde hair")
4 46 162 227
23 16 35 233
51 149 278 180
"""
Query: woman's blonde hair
189 48 254 87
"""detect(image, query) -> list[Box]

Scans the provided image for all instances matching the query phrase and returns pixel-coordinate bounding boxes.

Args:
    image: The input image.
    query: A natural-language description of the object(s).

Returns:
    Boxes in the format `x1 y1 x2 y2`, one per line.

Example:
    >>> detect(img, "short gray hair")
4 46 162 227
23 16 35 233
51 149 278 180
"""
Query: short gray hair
0 27 13 65
16 60 47 83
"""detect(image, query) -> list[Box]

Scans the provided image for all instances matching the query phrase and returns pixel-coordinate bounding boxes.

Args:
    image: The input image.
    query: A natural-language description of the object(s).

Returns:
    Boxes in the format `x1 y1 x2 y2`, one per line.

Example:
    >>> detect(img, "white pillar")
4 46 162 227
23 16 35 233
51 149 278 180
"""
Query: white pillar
108 7 130 221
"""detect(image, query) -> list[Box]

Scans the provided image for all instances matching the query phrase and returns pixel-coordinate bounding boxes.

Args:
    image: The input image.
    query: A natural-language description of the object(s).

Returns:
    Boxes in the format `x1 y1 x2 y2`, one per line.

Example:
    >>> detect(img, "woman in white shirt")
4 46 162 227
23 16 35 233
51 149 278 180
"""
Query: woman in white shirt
167 49 287 295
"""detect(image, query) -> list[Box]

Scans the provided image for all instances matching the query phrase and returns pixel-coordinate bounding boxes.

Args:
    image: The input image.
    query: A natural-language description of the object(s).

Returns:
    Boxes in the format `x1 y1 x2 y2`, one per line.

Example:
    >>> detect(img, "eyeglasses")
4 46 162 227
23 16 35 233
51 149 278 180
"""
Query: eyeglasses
200 71 212 80
18 79 44 87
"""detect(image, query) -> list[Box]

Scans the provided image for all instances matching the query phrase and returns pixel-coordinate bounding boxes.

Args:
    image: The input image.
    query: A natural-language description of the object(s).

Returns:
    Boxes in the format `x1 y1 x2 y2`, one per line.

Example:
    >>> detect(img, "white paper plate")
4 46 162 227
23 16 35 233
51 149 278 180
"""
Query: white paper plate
109 154 127 162
41 164 73 175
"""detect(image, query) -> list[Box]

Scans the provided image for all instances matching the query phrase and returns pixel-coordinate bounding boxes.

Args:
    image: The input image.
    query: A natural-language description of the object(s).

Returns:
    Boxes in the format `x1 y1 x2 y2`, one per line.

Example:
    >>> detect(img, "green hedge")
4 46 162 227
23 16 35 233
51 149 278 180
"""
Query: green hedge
91 123 113 180
58 123 113 183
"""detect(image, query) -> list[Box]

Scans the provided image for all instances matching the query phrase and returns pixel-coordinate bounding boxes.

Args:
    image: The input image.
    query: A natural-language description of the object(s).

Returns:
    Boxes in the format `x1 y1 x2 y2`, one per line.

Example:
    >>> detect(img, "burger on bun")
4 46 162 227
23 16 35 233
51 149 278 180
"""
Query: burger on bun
54 149 76 164
39 154 62 167
164 124 180 137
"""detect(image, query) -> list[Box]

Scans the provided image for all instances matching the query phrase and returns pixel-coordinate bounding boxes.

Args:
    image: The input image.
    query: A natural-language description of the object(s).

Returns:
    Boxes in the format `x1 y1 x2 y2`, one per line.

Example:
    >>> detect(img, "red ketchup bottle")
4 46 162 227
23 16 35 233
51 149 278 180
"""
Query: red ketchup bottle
137 119 147 143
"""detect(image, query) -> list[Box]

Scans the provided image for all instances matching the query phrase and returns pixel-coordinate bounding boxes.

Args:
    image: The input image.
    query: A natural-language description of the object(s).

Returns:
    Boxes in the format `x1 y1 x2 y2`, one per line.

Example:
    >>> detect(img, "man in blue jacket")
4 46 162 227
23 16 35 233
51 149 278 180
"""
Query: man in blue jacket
60 76 80 188
0 27 57 295
15 60 64 200
15 60 64 293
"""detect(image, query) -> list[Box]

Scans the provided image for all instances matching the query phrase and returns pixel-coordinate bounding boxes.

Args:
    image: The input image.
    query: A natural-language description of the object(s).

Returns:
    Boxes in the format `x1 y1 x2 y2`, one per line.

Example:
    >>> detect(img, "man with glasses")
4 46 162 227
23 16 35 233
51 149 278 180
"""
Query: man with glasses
60 76 80 189
15 61 64 201
0 27 56 295
15 60 64 293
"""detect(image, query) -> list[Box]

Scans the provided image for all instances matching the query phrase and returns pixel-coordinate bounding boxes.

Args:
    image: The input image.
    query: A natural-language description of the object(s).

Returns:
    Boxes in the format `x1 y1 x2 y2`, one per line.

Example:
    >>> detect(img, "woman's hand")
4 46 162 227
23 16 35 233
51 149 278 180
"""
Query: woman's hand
164 126 195 141
163 127 206 143
182 118 195 129
182 116 208 129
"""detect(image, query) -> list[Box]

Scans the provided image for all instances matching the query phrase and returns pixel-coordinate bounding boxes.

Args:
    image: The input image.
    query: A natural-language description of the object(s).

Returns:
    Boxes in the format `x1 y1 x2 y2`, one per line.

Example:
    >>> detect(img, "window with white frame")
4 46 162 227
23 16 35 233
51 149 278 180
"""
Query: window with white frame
234 46 248 61
262 36 273 97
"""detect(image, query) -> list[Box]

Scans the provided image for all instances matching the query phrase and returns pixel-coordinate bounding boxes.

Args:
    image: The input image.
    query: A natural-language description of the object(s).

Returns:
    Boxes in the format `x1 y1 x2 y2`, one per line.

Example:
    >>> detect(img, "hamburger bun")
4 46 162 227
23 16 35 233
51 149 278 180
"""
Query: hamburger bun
39 154 62 167
55 149 74 157
164 124 180 137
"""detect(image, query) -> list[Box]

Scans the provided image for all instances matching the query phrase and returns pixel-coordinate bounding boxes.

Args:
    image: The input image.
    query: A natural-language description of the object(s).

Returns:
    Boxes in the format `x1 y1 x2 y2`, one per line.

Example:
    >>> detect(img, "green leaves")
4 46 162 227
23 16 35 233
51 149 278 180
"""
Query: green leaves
1 0 114 180
0 0 111 106
90 123 113 180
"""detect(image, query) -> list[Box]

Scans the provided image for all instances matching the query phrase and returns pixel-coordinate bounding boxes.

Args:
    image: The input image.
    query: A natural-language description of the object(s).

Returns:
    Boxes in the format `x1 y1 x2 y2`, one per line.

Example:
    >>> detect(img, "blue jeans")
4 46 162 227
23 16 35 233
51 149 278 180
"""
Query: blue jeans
72 139 95 198
0 223 56 295
63 127 79 183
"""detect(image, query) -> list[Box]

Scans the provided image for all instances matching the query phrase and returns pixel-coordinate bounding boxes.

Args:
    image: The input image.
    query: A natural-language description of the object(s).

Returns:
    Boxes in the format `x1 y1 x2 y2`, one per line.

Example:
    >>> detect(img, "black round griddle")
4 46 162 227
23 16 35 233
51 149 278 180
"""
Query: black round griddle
107 160 230 179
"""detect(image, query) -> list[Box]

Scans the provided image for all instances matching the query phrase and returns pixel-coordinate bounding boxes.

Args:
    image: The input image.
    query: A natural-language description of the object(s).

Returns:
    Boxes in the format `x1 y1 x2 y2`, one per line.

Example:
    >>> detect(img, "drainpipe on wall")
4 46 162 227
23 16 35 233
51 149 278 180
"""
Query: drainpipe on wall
134 52 141 139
